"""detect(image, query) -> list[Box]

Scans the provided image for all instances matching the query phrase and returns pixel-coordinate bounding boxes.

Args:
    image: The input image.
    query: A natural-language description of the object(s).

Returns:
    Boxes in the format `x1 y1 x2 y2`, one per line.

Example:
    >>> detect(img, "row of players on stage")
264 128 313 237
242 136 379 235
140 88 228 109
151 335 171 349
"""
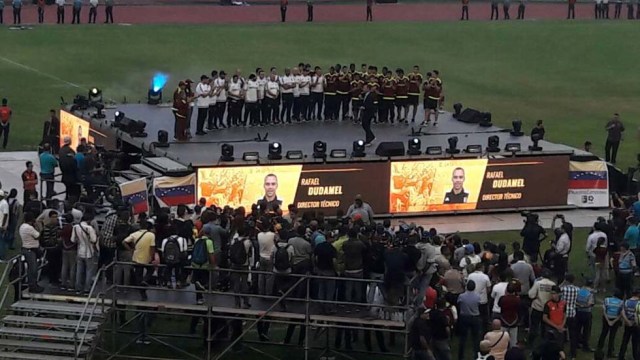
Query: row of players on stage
170 64 444 141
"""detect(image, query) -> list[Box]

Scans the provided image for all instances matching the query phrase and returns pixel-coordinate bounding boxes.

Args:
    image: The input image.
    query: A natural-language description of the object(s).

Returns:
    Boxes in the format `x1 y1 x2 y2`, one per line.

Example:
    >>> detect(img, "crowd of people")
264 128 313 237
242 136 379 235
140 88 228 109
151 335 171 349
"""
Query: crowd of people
3 157 640 358
1 0 115 25
171 64 444 143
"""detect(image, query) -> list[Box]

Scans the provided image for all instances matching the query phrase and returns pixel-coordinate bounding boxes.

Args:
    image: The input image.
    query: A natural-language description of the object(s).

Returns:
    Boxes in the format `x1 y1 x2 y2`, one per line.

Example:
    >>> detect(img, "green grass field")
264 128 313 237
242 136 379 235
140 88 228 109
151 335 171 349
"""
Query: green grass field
0 21 638 168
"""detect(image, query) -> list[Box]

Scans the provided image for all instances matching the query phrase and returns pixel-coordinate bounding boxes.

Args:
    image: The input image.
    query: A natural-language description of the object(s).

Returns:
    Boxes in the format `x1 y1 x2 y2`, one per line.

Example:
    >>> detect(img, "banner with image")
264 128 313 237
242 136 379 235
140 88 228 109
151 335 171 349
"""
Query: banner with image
567 160 609 208
59 110 90 151
153 173 197 208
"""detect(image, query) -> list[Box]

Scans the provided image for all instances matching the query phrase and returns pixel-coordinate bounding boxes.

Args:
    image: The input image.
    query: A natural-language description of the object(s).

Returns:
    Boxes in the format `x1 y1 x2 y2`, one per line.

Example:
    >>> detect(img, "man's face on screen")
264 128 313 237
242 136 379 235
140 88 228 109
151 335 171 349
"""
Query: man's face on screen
452 169 465 191
264 175 278 198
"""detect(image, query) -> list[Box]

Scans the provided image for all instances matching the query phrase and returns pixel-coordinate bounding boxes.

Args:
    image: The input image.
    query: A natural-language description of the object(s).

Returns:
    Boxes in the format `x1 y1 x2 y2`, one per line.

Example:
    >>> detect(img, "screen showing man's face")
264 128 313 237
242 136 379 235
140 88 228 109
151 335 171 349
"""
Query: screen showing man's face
452 169 465 191
264 175 278 199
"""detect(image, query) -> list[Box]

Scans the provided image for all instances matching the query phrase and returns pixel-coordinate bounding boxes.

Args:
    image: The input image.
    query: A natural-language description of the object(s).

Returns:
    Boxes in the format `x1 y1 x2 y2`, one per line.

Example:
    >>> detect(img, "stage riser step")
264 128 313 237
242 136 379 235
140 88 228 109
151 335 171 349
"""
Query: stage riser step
2 316 100 331
0 327 95 342
0 339 89 354
11 301 107 318
0 351 78 360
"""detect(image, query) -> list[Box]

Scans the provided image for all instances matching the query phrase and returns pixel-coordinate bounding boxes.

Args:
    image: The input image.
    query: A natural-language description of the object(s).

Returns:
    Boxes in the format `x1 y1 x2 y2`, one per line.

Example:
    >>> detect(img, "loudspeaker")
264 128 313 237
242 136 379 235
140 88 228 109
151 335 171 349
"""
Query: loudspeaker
375 142 405 157
457 108 482 124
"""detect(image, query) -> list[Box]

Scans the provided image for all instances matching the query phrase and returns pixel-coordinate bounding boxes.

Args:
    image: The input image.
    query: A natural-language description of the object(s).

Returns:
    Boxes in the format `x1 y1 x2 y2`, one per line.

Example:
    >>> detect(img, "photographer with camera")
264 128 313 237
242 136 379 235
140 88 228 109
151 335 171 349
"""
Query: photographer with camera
520 212 547 263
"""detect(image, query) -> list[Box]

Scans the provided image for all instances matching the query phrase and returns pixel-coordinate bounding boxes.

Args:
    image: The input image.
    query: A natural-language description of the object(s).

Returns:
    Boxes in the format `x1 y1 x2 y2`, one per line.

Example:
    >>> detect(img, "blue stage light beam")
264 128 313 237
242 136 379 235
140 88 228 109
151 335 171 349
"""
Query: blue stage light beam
151 73 169 92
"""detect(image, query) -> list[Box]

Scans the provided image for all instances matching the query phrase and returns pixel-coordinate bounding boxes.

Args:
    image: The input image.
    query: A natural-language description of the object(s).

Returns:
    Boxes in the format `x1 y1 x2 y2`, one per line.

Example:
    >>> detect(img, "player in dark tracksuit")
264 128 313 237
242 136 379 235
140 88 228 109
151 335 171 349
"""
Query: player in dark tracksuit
380 72 396 124
350 73 364 123
323 68 338 121
336 68 351 121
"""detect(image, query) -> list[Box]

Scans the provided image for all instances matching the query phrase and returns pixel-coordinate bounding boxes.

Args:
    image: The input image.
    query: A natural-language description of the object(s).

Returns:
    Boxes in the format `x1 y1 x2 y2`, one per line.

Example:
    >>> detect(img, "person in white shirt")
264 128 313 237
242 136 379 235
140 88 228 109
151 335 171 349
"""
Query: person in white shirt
160 234 188 289
195 75 211 135
310 67 325 120
299 67 311 121
244 74 260 126
257 224 277 295
265 73 280 126
227 74 244 127
56 0 65 23
71 214 98 294
214 71 228 128
279 68 295 124
603 0 610 17
292 67 302 122
256 68 268 125
19 212 43 293
491 273 509 318
206 70 218 130
467 263 491 326
586 223 607 277
88 0 98 23
0 190 9 262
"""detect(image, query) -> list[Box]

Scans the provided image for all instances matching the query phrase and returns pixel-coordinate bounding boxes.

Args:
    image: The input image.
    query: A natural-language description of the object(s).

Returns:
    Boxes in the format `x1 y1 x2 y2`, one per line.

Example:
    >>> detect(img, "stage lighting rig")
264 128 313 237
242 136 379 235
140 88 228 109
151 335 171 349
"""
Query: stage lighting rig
407 138 421 156
465 144 483 154
511 119 524 136
505 143 521 153
426 146 443 155
286 151 304 160
529 133 543 151
352 140 365 158
446 136 460 154
487 135 500 153
268 142 282 160
313 141 327 159
156 130 169 148
220 143 234 161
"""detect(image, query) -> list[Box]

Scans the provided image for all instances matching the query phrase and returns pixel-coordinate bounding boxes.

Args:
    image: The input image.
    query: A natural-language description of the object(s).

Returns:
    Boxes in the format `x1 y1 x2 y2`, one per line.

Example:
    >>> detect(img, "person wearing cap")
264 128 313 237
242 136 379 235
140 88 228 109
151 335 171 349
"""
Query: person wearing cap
528 269 557 346
618 288 640 360
123 219 157 301
345 194 374 225
597 289 624 358
542 286 566 341
459 243 481 277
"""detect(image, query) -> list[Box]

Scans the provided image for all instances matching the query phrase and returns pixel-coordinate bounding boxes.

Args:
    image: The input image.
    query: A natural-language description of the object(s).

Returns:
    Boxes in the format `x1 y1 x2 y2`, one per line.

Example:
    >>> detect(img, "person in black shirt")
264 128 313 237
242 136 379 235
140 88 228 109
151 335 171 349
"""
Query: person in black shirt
520 213 547 262
429 301 452 360
444 167 469 204
531 119 546 140
59 151 80 201
411 308 435 360
257 173 283 216
314 236 337 314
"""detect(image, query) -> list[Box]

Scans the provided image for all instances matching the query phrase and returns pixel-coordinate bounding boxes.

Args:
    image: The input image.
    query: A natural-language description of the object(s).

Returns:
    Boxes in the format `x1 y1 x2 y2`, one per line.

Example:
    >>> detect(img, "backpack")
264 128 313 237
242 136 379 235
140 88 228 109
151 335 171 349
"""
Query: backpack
229 238 248 266
274 244 291 271
463 256 476 275
192 237 210 266
163 236 184 265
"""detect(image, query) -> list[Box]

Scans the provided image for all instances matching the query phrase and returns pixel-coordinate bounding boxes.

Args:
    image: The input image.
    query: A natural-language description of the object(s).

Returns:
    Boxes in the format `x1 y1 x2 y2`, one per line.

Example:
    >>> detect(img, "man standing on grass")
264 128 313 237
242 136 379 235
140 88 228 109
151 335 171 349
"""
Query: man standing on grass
560 274 580 360
605 113 625 164
491 0 499 19
461 0 470 20
503 0 511 19
56 0 65 23
0 99 12 149
37 0 44 23
615 0 623 17
12 0 21 25
517 0 526 19
104 0 114 23
568 0 576 18
280 0 288 22
72 0 81 24
627 0 634 19
89 0 98 23
366 0 373 21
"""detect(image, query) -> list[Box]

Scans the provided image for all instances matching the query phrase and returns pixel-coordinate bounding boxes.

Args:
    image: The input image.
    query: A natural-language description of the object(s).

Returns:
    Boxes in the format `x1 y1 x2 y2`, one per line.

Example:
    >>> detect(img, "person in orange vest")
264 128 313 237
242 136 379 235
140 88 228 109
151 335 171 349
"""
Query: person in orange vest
280 0 288 22
0 98 12 149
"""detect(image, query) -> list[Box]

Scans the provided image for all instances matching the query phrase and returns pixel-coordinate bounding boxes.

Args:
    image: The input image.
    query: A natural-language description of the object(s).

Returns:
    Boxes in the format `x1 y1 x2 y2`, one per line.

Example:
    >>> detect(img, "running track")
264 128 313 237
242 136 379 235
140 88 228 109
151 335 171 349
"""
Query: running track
3 2 626 25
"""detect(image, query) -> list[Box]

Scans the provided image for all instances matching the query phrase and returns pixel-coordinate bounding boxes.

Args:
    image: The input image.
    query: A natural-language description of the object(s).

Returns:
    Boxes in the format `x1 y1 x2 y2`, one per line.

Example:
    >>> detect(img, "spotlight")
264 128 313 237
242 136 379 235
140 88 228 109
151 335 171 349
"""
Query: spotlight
487 135 500 153
511 119 524 136
147 88 163 105
479 112 492 127
148 73 168 105
114 111 125 126
242 152 259 161
446 136 460 154
330 149 347 158
220 143 234 162
89 87 102 103
529 133 543 151
453 103 463 118
156 130 169 148
407 138 421 156
465 145 483 154
92 102 105 119
313 141 327 159
426 146 443 155
268 142 282 160
505 143 521 153
286 150 304 160
130 120 147 138
352 140 366 158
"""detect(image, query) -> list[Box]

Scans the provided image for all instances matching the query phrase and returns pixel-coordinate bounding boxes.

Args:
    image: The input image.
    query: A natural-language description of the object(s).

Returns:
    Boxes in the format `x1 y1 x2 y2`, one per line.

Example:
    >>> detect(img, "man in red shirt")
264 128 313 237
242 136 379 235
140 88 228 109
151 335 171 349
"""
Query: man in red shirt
543 286 567 338
22 161 38 204
0 98 12 149
498 283 521 347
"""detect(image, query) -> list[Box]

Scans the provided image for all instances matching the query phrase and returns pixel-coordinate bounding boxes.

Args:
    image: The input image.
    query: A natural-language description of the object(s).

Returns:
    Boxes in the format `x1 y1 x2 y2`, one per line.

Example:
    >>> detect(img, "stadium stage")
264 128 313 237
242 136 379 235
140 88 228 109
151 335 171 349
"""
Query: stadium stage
61 103 609 217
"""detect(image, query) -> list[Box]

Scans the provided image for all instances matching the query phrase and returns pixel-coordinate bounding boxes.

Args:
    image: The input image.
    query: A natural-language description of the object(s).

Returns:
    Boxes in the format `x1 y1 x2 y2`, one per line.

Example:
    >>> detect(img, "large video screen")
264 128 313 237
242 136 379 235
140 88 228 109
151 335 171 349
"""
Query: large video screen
198 162 388 214
197 155 570 215
59 110 90 151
